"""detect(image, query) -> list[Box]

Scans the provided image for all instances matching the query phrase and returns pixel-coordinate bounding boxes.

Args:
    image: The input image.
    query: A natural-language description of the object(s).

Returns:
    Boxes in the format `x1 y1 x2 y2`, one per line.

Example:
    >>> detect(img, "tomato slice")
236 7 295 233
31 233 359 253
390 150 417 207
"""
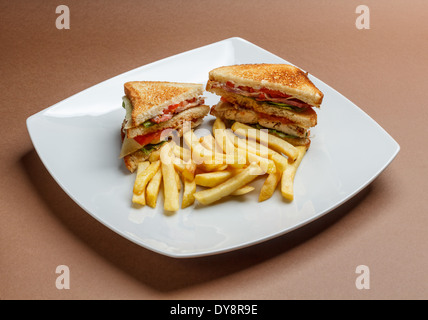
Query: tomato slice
259 88 291 99
238 85 255 93
226 81 235 88
226 82 290 99
165 103 180 114
133 130 163 146
163 98 197 115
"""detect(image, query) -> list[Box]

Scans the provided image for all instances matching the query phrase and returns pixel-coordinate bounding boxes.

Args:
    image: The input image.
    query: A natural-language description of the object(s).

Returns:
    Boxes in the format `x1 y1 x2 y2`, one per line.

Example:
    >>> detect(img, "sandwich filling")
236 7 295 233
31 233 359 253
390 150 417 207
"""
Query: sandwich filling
209 80 314 111
123 96 205 128
206 64 324 148
123 96 205 138
120 81 209 172
139 97 205 126
211 99 309 139
120 100 208 159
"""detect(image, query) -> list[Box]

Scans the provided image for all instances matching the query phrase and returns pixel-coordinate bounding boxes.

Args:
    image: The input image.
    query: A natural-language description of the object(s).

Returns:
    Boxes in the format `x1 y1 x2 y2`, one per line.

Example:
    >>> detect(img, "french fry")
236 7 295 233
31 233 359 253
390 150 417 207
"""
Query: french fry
244 138 288 172
173 157 196 180
173 145 192 162
231 185 255 196
133 160 161 195
247 152 276 174
231 122 298 162
184 129 246 167
213 126 233 154
224 129 276 174
259 171 282 202
182 128 198 149
173 160 186 173
200 134 223 153
195 171 233 188
229 167 245 176
130 122 304 209
217 164 228 171
183 130 211 163
182 178 196 209
198 163 223 172
212 117 227 131
132 192 146 206
193 162 264 205
213 120 247 163
146 167 162 208
148 148 161 162
212 117 246 157
132 160 160 206
268 149 289 172
175 170 181 191
183 161 197 180
221 153 246 168
281 146 307 201
132 161 150 205
160 143 180 211
225 128 286 172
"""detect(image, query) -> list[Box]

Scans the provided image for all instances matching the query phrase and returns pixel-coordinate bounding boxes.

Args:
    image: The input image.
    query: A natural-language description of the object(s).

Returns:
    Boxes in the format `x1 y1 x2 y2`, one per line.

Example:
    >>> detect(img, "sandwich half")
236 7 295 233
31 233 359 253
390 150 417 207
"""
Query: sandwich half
206 64 324 148
120 81 209 172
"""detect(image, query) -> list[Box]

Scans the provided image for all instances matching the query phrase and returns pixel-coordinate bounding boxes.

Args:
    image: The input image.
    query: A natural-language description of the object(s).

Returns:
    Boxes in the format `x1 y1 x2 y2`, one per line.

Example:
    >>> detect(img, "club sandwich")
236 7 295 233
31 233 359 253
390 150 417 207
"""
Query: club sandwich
120 81 209 172
206 64 324 148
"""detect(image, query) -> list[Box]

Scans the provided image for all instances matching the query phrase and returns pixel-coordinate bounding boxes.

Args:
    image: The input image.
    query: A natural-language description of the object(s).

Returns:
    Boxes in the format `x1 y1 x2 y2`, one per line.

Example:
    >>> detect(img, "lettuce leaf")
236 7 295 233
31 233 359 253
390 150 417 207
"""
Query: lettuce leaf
248 123 300 139
122 96 133 123
140 141 166 155
142 120 156 128
265 101 306 112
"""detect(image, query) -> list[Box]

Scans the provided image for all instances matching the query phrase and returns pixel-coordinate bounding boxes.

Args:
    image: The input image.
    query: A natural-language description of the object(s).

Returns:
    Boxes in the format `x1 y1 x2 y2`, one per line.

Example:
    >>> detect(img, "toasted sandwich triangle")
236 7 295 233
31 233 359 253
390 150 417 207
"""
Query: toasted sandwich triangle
124 81 204 128
207 64 323 107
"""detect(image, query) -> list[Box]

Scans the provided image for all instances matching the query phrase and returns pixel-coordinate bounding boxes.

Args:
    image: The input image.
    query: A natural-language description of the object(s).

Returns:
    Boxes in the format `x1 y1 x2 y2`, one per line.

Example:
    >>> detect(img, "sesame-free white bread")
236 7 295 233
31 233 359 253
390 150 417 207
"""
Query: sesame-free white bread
124 81 204 128
207 64 323 108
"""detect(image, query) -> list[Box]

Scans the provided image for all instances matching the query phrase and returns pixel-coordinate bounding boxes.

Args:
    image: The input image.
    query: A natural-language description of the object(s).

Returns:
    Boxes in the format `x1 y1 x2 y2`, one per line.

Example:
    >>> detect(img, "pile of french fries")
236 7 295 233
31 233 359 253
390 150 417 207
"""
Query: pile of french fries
131 119 306 212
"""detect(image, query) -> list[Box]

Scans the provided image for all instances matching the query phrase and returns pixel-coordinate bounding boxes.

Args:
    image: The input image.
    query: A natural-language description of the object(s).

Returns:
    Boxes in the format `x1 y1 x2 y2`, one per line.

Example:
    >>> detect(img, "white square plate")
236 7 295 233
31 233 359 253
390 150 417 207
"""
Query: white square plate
27 37 399 258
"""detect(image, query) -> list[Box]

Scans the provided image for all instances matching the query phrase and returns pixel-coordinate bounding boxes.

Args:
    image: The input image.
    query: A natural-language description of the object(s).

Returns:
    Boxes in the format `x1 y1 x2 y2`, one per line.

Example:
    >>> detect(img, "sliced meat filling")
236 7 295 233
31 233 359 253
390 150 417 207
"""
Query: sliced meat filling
210 81 312 109
147 97 205 125
211 101 308 138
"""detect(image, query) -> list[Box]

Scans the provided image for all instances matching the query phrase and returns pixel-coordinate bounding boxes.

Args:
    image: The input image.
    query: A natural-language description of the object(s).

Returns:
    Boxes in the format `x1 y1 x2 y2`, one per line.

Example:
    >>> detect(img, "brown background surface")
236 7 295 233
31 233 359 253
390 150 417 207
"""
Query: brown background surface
1 0 427 300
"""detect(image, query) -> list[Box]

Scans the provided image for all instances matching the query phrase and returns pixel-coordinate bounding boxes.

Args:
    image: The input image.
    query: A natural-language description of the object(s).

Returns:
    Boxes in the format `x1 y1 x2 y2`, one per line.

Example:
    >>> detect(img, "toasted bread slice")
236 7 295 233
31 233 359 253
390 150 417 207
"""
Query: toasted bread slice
209 89 317 128
207 64 323 108
124 81 204 128
126 105 209 139
123 117 205 173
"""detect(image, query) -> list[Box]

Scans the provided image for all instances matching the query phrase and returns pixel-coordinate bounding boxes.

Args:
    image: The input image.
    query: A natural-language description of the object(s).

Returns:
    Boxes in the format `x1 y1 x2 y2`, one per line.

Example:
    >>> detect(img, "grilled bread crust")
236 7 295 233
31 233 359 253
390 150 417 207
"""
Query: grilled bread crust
126 105 209 138
124 81 204 128
207 64 323 108
123 117 205 173
208 88 317 128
